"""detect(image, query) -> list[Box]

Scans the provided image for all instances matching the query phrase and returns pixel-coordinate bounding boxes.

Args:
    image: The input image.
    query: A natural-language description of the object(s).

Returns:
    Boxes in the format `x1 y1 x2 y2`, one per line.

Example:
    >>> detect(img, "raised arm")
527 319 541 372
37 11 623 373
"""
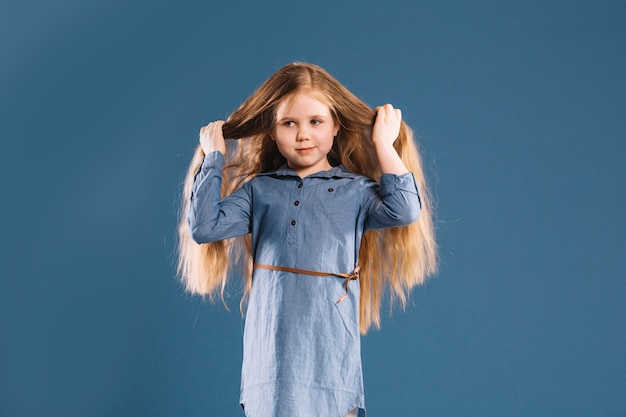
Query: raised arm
363 104 421 230
372 104 408 175
188 121 251 243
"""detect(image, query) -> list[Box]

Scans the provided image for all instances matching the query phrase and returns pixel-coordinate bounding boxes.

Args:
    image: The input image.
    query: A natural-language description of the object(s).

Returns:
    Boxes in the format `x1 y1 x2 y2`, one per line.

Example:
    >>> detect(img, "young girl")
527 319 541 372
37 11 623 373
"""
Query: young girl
178 63 437 417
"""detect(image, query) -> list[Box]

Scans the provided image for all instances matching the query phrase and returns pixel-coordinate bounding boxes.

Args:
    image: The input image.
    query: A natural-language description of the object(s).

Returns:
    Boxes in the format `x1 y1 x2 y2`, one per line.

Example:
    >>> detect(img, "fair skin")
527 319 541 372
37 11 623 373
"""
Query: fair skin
270 92 339 177
199 91 408 177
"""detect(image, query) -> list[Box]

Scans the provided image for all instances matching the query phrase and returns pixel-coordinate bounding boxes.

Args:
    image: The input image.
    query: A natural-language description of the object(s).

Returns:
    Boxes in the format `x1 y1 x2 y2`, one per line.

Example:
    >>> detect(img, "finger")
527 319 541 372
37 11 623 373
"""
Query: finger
201 122 214 133
210 120 224 132
210 121 223 134
383 104 396 121
378 105 391 121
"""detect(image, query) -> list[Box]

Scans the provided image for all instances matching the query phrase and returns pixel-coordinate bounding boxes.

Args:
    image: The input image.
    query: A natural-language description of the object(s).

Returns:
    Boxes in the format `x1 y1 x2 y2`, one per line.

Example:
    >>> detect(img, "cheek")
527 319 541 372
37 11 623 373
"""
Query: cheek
271 128 286 143
323 132 335 149
273 133 293 150
327 126 338 141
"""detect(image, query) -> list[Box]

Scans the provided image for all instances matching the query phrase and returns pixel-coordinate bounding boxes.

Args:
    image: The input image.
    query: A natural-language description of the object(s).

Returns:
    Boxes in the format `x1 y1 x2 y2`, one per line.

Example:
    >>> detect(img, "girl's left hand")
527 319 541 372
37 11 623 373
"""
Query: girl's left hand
372 104 402 147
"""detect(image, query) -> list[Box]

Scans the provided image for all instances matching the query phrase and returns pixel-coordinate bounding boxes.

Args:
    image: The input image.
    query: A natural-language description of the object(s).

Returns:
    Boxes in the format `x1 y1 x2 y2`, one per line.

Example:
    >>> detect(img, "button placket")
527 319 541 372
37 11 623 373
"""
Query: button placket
286 179 303 244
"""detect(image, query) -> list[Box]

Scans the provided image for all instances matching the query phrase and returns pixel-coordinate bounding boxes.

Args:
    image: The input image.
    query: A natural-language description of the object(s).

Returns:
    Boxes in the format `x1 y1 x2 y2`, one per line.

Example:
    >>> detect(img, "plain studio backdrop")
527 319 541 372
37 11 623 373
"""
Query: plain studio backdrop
1 0 624 416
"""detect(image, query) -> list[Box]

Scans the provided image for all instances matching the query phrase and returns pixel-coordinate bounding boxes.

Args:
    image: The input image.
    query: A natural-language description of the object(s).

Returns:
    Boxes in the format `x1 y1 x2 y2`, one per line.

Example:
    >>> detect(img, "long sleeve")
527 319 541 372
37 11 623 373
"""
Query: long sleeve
188 151 252 243
362 171 421 231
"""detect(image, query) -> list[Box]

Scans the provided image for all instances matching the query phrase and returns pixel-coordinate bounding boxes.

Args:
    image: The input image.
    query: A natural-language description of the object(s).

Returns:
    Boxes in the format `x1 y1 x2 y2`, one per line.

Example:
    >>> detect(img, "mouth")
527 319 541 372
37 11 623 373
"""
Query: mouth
295 147 316 153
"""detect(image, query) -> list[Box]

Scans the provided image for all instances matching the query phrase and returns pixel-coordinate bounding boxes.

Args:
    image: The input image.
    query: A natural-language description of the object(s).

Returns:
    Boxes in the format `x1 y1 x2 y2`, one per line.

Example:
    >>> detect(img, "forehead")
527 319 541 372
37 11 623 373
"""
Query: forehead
275 91 332 117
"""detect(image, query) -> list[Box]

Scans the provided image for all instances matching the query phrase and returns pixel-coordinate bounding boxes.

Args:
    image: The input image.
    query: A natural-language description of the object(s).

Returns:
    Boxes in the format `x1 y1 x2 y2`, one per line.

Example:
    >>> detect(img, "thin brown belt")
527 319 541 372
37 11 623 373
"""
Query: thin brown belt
252 264 360 303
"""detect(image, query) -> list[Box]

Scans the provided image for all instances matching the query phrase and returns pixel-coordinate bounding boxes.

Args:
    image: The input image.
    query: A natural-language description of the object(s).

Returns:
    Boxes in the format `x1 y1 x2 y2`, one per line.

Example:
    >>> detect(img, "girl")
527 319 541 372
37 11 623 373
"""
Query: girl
178 63 437 417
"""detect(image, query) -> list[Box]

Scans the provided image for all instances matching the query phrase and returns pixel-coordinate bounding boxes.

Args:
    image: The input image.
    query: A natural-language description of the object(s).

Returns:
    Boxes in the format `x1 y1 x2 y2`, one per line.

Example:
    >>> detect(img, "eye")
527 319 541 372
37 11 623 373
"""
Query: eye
311 119 322 125
282 121 295 127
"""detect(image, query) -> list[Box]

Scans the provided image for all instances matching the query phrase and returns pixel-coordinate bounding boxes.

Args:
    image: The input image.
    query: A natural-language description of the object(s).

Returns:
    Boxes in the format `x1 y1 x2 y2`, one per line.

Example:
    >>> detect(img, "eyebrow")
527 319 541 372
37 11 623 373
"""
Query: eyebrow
276 114 329 121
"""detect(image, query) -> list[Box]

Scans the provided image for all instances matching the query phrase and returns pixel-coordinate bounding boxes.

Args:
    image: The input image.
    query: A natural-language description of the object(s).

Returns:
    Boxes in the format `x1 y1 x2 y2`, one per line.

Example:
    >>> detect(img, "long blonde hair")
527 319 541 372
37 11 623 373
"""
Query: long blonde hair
177 62 437 333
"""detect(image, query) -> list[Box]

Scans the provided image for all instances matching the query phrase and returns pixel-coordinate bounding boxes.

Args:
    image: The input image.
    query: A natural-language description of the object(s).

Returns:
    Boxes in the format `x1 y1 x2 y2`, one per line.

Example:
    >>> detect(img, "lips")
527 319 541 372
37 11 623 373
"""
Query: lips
296 147 316 153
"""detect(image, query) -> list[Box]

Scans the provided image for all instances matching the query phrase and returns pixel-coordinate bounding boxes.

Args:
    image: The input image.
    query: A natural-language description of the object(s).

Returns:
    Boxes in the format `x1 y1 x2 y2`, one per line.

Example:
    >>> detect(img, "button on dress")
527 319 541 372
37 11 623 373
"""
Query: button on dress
189 151 421 417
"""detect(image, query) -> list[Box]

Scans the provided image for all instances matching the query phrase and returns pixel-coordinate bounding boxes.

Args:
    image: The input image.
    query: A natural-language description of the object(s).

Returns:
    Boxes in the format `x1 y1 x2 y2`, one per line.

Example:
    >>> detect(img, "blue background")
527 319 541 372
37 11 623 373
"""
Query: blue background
1 0 625 416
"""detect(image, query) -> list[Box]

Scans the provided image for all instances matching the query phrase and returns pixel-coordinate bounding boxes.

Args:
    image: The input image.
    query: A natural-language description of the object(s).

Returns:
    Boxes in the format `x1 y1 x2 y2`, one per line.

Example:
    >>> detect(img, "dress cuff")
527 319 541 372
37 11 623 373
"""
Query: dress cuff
379 172 419 196
191 151 225 200
201 151 225 172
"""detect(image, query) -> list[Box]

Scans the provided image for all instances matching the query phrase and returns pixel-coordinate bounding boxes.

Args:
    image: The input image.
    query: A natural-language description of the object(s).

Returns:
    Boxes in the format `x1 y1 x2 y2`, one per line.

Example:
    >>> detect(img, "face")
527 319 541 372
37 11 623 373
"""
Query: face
271 92 339 178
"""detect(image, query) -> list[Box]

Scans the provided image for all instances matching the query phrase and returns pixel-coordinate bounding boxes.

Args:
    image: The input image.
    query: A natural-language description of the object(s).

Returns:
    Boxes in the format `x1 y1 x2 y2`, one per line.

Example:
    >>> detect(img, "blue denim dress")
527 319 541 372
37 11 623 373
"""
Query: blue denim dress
189 151 421 417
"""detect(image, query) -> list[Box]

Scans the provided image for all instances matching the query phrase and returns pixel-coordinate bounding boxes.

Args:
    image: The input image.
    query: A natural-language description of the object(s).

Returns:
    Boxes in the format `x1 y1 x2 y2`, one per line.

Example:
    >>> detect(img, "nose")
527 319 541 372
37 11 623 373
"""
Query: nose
296 125 310 141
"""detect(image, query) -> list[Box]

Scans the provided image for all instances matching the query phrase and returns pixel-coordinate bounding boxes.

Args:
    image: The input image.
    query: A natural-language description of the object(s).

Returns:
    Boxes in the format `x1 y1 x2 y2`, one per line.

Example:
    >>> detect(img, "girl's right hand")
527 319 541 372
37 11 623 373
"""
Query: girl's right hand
199 120 227 156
